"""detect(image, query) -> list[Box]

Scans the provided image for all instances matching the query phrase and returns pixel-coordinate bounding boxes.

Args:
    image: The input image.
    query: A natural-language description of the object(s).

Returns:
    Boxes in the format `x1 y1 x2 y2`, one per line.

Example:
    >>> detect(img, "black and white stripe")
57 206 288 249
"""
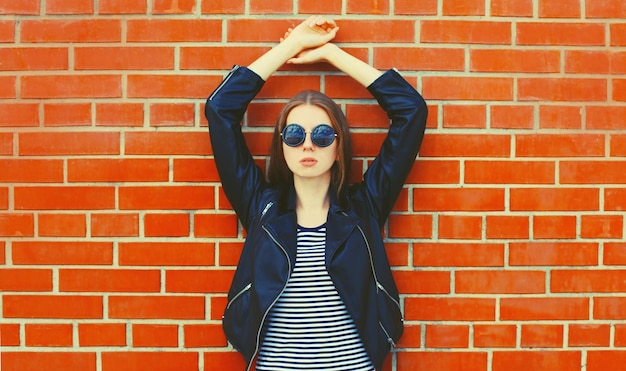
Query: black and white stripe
256 225 375 371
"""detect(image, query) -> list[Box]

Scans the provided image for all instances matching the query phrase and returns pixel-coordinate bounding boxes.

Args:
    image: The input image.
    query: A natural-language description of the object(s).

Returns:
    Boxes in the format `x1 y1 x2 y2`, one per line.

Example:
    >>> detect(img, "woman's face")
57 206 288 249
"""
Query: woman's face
282 104 338 184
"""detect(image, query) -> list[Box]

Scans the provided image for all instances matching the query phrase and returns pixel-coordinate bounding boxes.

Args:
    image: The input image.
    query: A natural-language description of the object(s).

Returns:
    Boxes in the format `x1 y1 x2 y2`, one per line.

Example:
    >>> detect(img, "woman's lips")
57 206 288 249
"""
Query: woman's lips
300 158 318 166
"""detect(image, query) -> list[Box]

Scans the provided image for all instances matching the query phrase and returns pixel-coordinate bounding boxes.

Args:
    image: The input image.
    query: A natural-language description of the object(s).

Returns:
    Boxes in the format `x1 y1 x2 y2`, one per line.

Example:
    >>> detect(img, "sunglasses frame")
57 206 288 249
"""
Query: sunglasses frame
281 123 337 148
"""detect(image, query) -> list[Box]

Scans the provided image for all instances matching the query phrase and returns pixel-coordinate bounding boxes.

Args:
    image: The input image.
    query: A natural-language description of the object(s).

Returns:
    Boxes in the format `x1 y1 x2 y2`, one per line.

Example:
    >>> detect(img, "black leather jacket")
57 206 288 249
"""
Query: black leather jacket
205 66 427 370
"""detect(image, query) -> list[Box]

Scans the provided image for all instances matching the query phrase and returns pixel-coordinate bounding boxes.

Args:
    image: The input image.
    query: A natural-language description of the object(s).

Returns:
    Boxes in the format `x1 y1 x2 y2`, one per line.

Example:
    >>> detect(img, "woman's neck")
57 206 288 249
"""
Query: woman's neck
293 176 331 228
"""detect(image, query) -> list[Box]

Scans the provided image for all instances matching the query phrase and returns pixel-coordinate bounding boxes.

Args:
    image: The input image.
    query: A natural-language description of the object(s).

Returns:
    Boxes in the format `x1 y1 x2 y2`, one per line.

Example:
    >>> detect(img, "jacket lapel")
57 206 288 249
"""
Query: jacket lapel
325 208 359 266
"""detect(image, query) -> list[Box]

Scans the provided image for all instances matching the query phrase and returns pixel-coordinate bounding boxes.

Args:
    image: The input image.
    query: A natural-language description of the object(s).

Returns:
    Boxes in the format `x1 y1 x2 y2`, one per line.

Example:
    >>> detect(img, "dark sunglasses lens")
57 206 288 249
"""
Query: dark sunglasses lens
282 124 305 146
312 124 336 147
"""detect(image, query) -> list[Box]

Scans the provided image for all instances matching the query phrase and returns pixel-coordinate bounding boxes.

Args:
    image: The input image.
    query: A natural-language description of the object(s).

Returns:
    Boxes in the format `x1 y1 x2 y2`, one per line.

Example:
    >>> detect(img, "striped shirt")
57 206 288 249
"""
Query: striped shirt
256 224 375 371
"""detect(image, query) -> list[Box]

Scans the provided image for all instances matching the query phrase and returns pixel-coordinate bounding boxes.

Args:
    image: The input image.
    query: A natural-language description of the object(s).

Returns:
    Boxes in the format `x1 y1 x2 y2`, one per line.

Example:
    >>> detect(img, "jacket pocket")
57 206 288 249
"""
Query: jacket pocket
222 283 253 354
376 282 403 350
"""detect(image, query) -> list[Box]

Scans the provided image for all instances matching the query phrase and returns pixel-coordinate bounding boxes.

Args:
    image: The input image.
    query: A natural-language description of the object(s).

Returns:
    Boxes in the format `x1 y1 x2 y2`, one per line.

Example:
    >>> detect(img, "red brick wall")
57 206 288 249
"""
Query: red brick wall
1 1 626 370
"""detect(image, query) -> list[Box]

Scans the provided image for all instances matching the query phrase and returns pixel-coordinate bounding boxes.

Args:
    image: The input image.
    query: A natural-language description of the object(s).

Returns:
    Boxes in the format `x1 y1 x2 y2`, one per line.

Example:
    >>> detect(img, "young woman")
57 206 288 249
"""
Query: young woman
205 16 428 371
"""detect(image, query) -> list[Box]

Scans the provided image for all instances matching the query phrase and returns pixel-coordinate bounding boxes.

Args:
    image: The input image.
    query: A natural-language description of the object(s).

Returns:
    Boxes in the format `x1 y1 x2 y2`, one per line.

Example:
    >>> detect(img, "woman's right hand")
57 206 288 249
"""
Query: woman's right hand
282 15 339 52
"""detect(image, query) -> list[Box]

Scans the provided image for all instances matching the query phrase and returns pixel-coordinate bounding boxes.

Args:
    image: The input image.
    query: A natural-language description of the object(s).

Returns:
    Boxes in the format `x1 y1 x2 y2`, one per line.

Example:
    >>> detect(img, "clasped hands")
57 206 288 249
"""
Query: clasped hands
280 15 340 65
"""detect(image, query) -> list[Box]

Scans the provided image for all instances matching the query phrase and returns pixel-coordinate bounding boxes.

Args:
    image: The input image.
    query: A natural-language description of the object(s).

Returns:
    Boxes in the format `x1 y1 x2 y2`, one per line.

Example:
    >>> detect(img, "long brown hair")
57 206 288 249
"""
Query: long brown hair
267 90 352 196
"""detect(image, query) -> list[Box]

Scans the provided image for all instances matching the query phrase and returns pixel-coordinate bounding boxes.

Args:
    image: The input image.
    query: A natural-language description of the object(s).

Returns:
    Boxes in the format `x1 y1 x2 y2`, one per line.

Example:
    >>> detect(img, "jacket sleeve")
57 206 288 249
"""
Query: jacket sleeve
362 69 428 226
205 66 267 229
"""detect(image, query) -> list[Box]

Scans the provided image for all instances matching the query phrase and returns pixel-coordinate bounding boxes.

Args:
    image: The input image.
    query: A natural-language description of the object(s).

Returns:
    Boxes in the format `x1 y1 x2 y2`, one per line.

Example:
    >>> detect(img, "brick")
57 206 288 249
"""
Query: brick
218 241 243 266
490 105 535 129
510 242 598 266
119 242 215 266
566 50 610 74
423 76 513 100
25 323 73 347
0 268 52 291
12 241 113 265
201 0 245 14
414 243 504 267
1 352 96 371
486 215 530 239
517 22 605 46
516 134 605 157
182 46 268 70
443 105 486 129
438 215 482 239
184 324 227 347
44 103 91 126
250 0 293 13
388 214 432 238
145 213 190 237
586 0 626 18
594 297 626 319
226 19 296 42
0 47 68 71
195 213 238 238
124 132 211 156
465 161 554 184
519 78 607 102
500 297 589 320
133 324 178 347
491 0 533 17
393 270 450 294
405 298 495 321
445 0 486 15
552 269 626 293
493 351 581 371
153 0 196 13
375 47 465 71
471 49 559 73
539 105 582 129
0 213 34 237
414 188 505 212
521 324 563 348
166 269 233 293
0 133 13 155
204 352 247 370
75 47 175 70
533 215 578 239
611 135 626 157
568 324 610 347
406 160 461 184
22 74 121 99
3 295 103 319
91 213 139 237
120 186 214 210
421 20 511 44
68 159 169 183
108 295 205 319
257 75 321 99
150 103 195 127
0 187 7 209
474 324 516 348
346 0 389 14
210 296 228 321
96 103 144 127
333 19 416 43
587 106 626 130
298 0 342 14
396 325 421 348
611 24 626 46
614 79 626 101
1 0 39 14
46 0 93 14
351 132 386 157
426 325 469 348
0 76 16 98
102 352 198 371
98 0 147 14
457 270 545 294
38 213 86 237
128 19 221 42
616 325 626 346
15 186 116 210
397 351 487 371
539 0 580 18
60 269 161 293
581 215 623 239
79 323 127 347
511 188 599 211
611 52 626 74
587 351 626 371
128 74 221 98
0 323 21 346
173 159 220 182
0 103 38 127
605 243 626 265
21 19 121 43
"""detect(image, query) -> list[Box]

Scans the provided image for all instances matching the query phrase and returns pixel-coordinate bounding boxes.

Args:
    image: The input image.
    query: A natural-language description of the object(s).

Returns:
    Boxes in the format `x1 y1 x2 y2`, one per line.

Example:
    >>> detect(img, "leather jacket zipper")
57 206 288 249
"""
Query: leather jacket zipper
246 225 292 371
208 65 240 101
226 283 252 310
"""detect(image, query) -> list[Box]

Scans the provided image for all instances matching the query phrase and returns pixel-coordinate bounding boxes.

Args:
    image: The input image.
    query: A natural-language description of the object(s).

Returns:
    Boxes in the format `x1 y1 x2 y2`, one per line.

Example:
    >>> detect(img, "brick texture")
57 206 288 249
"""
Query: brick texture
1 1 624 370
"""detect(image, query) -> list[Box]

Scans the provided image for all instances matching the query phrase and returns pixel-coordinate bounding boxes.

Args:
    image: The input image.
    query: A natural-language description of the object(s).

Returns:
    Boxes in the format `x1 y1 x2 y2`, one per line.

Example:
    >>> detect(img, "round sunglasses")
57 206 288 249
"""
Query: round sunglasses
281 123 337 148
